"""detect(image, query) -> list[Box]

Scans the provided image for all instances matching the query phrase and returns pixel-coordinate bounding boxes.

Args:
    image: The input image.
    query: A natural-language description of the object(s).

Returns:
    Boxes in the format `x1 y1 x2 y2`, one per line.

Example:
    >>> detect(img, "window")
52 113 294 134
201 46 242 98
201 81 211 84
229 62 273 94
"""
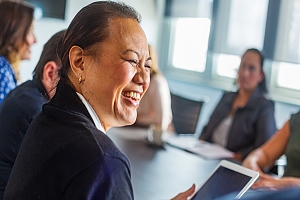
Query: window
226 0 268 54
270 0 300 103
277 63 300 90
215 54 240 78
162 0 213 73
172 18 211 72
214 0 269 79
275 0 300 63
160 0 300 105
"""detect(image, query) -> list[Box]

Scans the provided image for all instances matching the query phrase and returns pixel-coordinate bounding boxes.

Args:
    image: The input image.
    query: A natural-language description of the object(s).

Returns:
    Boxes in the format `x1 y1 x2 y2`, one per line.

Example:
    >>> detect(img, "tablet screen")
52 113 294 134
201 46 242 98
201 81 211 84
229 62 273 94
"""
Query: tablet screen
191 166 252 199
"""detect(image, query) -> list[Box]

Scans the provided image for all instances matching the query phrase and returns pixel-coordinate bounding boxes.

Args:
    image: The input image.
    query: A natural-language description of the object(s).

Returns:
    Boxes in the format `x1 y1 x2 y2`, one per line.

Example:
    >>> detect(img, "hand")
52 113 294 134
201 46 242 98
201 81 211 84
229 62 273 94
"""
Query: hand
242 157 263 174
251 173 278 190
234 152 243 161
171 184 196 200
252 173 300 190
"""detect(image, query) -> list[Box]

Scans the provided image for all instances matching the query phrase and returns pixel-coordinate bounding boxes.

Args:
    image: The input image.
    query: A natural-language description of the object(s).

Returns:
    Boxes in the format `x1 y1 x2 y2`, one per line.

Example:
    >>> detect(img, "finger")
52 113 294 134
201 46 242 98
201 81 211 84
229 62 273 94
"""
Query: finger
259 173 275 180
184 184 196 196
171 184 196 200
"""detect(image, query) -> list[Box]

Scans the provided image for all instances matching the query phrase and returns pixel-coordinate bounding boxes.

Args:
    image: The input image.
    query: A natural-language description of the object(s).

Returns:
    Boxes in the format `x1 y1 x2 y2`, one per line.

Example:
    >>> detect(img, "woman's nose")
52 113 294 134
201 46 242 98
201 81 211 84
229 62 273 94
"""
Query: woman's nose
133 67 150 86
33 34 37 44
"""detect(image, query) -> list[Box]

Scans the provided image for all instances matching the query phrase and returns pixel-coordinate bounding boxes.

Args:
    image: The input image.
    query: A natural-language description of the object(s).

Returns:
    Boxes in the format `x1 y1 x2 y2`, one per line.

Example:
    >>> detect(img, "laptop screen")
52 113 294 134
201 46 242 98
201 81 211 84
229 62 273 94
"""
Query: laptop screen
191 166 252 199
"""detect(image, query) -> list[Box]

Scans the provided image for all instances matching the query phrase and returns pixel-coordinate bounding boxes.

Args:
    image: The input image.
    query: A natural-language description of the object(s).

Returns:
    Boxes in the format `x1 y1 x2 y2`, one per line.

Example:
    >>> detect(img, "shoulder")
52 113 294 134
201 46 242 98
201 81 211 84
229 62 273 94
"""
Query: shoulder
33 108 129 167
2 81 47 113
0 56 16 92
0 55 10 66
218 91 236 105
150 73 168 85
69 126 131 175
0 56 12 73
258 93 274 107
290 111 300 125
223 91 235 98
250 91 274 108
149 73 170 93
23 112 131 184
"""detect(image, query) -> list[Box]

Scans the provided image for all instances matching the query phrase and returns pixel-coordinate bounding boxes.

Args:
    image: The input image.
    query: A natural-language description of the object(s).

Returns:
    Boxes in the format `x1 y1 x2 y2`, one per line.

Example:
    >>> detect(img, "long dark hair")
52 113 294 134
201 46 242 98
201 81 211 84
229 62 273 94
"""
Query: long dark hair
59 1 142 81
0 0 34 61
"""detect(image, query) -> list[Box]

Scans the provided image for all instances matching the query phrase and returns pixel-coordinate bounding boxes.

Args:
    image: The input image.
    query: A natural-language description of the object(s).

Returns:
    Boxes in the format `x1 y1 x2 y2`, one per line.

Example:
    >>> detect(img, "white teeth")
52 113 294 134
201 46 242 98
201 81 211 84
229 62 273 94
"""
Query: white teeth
122 91 141 100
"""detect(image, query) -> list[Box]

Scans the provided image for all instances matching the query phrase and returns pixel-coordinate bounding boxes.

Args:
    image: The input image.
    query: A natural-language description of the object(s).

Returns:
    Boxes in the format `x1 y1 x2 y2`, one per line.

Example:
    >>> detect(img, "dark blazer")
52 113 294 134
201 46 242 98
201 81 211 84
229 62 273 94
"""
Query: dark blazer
200 89 277 159
0 79 49 199
4 80 133 200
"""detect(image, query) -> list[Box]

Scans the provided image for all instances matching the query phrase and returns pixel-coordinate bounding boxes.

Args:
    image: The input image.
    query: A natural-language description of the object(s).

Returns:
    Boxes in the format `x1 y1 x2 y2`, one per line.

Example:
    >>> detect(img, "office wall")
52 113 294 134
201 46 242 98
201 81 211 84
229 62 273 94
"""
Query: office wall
20 0 158 82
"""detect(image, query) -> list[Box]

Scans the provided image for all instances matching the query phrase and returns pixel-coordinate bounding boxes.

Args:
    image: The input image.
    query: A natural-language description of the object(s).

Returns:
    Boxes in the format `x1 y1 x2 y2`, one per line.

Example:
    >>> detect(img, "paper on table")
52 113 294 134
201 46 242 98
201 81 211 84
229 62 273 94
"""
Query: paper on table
187 143 234 159
165 136 234 159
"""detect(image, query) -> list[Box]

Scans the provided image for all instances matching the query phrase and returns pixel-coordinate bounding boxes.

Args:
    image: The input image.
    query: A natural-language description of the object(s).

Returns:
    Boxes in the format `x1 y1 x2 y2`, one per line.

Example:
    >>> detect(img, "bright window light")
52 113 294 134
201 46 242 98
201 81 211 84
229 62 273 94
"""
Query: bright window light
277 63 300 90
172 18 211 72
34 7 43 20
216 54 240 78
226 0 268 53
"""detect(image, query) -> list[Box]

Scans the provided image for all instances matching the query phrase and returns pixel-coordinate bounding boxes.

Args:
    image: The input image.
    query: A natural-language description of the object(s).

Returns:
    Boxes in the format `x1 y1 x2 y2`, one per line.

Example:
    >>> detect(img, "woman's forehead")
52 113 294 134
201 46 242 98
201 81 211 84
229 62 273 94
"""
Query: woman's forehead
109 18 145 39
105 18 149 54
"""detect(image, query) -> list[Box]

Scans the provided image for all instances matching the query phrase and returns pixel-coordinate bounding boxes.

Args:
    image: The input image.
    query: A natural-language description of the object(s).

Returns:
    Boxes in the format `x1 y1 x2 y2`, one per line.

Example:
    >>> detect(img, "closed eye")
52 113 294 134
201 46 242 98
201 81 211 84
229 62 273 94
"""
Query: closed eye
129 60 138 66
145 59 152 69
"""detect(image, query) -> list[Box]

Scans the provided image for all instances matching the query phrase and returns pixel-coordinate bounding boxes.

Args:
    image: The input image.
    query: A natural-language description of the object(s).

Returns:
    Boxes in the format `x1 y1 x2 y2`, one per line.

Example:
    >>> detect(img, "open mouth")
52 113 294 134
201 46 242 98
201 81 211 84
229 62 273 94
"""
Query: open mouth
122 91 141 101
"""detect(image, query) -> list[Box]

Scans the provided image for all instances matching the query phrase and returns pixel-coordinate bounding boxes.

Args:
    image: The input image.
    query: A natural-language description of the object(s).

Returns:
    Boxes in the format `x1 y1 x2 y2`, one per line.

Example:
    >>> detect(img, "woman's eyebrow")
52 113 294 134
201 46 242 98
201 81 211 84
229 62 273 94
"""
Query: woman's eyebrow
123 49 152 61
123 49 139 57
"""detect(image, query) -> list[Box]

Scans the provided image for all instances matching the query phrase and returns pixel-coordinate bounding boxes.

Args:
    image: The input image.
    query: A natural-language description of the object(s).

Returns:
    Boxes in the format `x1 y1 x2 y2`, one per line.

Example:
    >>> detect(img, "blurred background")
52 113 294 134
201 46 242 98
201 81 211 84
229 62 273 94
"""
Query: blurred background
21 0 300 133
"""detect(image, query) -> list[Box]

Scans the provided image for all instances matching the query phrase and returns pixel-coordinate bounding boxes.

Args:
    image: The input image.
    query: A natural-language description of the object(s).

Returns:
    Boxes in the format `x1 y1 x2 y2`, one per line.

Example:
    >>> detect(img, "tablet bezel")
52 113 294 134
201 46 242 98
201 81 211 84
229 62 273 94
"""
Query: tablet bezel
190 160 259 199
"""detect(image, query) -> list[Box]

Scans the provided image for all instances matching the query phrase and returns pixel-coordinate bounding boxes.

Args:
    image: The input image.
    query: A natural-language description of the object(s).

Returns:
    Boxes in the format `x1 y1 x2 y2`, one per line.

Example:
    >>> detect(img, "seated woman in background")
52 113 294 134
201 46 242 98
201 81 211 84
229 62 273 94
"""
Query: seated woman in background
134 44 173 132
0 0 37 103
200 48 277 161
242 112 300 190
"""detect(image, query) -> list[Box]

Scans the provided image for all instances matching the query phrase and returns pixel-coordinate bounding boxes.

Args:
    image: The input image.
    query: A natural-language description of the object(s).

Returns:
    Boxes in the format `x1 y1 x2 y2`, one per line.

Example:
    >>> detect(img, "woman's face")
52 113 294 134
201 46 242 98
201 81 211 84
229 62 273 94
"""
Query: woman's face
19 21 37 60
237 51 263 93
81 18 151 130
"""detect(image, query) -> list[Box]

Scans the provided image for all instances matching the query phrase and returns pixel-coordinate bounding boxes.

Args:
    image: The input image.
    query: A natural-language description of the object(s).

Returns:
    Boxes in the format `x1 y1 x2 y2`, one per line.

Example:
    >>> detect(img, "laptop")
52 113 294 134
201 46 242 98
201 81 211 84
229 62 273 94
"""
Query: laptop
190 160 259 199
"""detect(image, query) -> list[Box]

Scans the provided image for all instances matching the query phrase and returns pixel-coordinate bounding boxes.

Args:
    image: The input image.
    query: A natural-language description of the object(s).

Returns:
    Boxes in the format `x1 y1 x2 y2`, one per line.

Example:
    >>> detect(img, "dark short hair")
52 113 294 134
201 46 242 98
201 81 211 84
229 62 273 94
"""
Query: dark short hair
0 0 34 60
241 48 267 93
32 30 65 80
59 1 142 80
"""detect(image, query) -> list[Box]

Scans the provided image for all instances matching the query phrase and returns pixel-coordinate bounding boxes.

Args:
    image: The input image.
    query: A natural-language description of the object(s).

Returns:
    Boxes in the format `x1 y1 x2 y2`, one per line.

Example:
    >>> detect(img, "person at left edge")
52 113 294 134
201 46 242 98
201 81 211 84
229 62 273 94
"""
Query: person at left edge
0 0 37 104
0 30 64 199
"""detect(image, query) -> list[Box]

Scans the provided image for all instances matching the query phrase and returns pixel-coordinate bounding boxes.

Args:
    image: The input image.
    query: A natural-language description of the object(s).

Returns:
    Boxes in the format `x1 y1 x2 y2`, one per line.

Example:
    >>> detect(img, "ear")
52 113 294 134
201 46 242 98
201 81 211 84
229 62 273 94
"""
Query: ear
69 46 85 81
42 61 59 93
259 70 265 83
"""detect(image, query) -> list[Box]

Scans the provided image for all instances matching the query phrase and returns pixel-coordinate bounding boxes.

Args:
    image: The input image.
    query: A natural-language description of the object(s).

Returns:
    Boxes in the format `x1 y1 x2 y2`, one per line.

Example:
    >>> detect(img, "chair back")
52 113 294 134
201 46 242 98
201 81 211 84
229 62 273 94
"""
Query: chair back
171 92 208 134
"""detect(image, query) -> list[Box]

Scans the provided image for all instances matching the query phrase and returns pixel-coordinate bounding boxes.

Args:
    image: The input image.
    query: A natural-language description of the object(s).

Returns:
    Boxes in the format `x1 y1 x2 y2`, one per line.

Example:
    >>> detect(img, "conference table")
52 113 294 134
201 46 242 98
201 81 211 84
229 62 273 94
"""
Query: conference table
107 127 222 200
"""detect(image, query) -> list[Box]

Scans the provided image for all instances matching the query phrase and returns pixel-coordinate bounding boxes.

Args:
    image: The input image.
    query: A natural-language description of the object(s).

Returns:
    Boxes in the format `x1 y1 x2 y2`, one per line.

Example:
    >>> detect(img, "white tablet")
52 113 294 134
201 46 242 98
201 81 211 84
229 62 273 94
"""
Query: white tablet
190 160 259 199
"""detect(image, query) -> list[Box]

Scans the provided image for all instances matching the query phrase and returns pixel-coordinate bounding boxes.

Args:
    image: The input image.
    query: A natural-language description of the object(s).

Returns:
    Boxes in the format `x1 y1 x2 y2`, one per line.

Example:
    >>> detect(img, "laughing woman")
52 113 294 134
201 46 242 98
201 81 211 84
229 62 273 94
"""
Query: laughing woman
4 1 194 199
